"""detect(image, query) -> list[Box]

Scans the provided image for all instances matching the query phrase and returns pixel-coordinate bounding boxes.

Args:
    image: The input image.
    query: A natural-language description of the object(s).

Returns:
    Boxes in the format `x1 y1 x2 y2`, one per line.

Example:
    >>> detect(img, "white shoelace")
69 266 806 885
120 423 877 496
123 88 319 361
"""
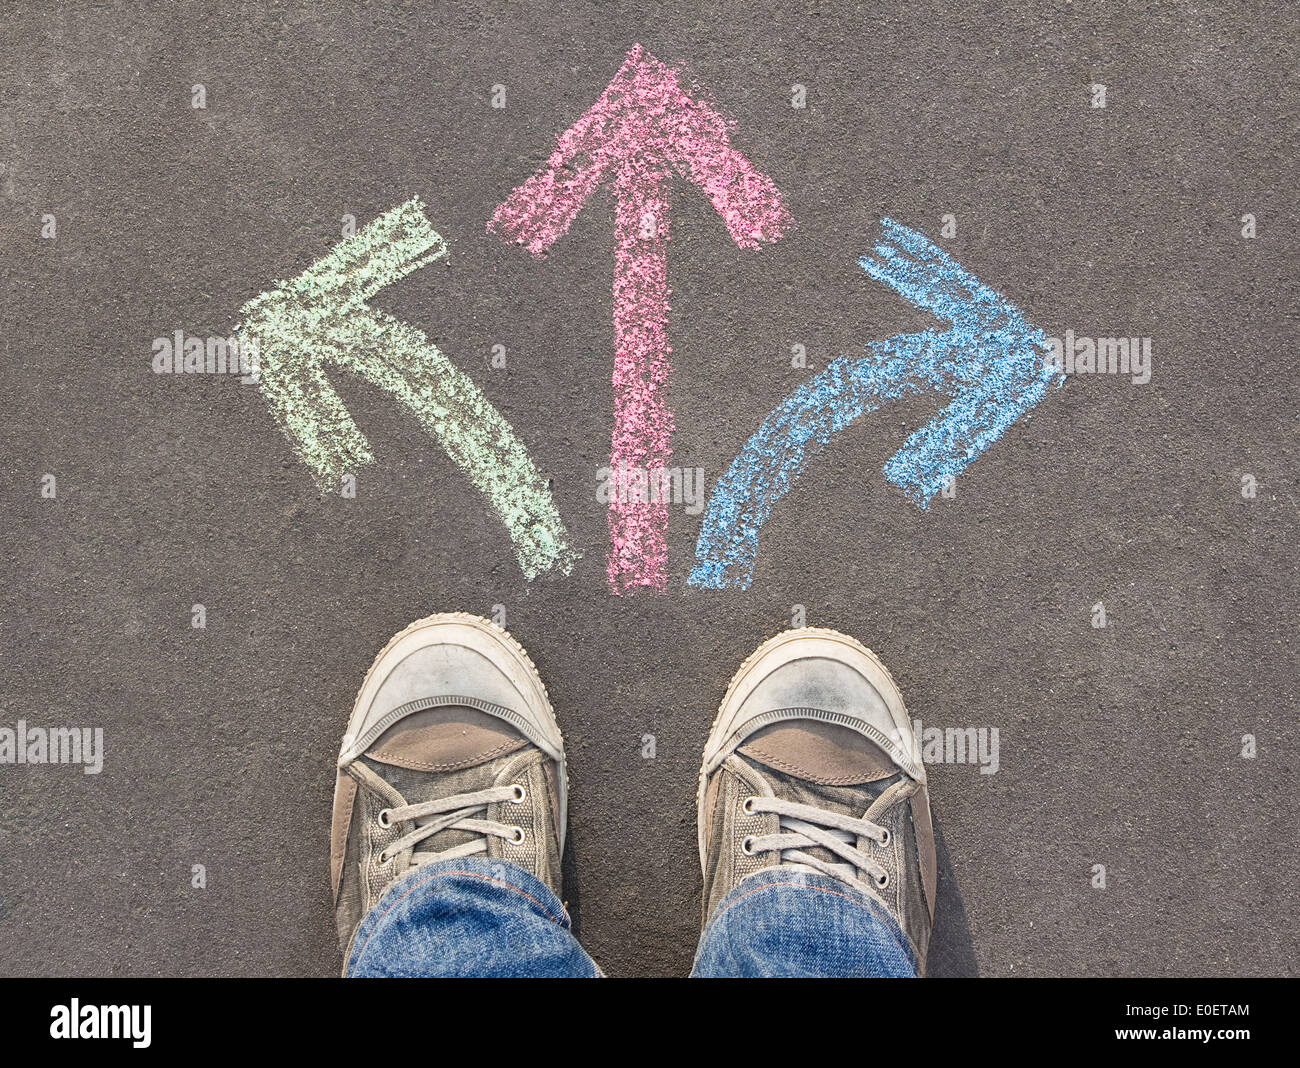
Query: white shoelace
743 778 917 899
353 762 527 870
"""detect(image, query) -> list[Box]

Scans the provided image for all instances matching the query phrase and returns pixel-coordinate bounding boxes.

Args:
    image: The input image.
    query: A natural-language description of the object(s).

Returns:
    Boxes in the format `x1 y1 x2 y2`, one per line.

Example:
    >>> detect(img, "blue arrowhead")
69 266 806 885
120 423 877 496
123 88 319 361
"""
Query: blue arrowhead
689 218 1064 590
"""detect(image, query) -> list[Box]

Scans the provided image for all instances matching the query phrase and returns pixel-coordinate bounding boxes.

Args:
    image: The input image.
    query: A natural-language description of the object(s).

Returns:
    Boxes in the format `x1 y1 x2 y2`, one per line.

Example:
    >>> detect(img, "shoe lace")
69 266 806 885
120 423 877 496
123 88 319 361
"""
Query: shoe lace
743 778 917 899
353 762 527 870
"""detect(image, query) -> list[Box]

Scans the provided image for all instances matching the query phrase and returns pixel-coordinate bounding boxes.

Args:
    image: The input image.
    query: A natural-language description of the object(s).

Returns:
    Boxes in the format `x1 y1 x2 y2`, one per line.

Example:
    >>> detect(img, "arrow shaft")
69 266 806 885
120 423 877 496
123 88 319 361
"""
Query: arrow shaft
688 349 923 590
335 313 575 580
608 161 674 593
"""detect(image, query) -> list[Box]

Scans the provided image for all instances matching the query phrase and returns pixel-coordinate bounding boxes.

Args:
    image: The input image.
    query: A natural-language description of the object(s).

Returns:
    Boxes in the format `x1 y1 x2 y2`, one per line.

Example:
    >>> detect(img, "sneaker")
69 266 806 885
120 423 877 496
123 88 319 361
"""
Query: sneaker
697 627 937 973
330 613 567 963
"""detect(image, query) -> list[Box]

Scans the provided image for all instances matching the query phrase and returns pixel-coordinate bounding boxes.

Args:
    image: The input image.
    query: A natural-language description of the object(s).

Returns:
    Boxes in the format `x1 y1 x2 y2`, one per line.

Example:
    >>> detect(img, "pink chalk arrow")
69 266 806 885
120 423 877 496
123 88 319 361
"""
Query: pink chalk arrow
489 44 791 594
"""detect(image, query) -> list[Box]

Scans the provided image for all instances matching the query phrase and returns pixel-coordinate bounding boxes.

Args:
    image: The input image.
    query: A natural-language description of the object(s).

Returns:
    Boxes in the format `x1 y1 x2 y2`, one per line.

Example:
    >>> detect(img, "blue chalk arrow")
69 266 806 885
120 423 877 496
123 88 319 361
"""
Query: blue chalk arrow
689 218 1064 590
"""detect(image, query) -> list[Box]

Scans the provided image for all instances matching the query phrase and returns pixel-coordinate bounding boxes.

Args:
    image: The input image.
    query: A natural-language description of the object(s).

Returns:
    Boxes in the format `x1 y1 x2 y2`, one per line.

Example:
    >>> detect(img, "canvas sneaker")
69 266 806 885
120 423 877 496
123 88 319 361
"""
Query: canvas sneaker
697 627 937 973
330 613 567 964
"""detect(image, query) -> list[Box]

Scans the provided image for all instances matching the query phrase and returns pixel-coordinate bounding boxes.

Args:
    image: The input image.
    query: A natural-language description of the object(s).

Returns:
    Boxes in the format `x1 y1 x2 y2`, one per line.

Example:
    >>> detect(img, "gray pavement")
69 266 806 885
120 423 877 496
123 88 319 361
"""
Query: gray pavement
1 0 1296 976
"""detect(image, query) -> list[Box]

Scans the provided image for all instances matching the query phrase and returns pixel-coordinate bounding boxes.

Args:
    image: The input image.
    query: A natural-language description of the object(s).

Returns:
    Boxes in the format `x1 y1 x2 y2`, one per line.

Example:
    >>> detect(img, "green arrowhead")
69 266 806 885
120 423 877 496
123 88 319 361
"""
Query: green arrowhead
237 197 575 580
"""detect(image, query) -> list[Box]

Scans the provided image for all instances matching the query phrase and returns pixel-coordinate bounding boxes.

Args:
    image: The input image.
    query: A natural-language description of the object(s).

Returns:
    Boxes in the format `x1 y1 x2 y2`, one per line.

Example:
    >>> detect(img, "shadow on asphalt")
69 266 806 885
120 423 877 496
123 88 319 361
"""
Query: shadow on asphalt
928 814 980 977
562 807 979 977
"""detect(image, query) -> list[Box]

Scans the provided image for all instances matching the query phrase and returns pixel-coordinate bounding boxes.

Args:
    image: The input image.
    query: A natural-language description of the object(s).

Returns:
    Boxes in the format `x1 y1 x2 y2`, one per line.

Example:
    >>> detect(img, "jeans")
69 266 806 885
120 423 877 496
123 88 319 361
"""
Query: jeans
345 856 917 977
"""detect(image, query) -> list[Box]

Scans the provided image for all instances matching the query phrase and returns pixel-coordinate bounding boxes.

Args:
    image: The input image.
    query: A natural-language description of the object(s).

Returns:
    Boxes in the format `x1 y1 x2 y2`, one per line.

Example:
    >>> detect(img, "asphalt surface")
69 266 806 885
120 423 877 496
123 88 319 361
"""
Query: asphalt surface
1 1 1296 977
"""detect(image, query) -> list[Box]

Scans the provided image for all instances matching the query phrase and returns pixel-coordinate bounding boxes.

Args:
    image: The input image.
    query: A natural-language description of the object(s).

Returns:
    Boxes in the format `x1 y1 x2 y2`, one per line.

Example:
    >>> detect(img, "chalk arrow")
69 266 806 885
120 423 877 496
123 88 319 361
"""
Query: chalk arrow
489 43 791 594
237 197 575 580
689 218 1064 590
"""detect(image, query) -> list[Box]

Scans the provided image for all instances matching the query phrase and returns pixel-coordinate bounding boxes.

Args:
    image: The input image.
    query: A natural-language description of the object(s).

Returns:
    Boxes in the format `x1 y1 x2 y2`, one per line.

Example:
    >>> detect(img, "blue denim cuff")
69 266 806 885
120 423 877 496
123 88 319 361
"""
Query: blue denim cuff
692 867 918 977
346 856 597 977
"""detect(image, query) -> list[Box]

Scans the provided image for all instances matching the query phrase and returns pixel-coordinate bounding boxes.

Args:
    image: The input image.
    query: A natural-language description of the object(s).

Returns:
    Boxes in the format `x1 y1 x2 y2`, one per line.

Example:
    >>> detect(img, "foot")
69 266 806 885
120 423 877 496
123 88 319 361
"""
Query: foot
697 627 936 973
331 613 567 962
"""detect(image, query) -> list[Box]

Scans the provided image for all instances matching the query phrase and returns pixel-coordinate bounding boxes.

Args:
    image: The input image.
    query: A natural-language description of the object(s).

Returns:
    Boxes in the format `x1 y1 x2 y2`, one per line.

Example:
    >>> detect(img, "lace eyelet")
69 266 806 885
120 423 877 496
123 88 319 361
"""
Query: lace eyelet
376 809 392 829
741 796 757 815
877 828 891 847
378 851 394 867
740 836 756 856
509 826 526 845
510 784 526 804
875 871 890 890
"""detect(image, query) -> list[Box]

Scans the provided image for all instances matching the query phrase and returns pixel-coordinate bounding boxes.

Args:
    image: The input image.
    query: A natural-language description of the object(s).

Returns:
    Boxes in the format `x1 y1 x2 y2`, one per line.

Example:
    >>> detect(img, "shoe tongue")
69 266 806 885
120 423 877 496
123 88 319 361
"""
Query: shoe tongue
365 704 527 773
737 721 900 785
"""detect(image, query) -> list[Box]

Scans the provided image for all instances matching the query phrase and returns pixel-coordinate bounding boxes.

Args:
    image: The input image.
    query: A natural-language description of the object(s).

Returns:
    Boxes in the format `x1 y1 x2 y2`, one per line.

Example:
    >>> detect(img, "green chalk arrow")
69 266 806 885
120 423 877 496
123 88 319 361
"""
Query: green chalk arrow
237 197 575 580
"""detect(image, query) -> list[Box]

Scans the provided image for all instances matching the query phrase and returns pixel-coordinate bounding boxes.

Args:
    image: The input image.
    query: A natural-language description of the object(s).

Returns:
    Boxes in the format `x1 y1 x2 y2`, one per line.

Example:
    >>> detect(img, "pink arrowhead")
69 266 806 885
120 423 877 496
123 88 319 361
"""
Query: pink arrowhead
490 44 791 594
